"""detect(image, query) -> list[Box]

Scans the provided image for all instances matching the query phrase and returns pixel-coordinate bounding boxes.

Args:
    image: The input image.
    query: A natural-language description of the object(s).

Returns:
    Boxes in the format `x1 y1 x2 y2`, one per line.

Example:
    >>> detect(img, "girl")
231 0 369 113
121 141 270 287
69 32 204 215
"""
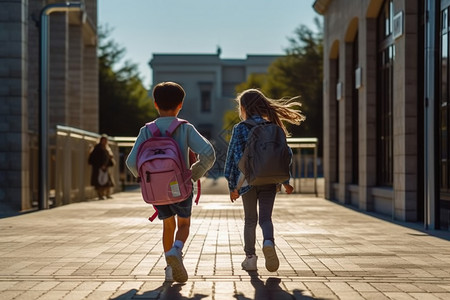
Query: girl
224 89 305 272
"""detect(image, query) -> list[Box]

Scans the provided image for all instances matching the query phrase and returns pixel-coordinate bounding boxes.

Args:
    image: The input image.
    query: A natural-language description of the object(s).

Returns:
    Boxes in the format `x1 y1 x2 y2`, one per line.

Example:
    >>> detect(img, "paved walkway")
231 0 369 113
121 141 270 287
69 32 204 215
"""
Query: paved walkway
1 181 450 299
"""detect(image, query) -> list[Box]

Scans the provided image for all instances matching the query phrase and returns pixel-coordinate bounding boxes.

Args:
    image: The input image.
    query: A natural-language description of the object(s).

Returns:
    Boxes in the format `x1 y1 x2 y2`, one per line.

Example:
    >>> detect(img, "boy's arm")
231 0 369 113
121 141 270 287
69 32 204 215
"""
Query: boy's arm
187 125 216 181
125 126 149 177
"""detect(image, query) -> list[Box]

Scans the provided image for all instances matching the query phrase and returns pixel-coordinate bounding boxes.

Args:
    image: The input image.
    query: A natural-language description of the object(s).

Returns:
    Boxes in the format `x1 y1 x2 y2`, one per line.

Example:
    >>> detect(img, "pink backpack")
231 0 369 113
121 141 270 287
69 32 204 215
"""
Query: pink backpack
136 118 200 221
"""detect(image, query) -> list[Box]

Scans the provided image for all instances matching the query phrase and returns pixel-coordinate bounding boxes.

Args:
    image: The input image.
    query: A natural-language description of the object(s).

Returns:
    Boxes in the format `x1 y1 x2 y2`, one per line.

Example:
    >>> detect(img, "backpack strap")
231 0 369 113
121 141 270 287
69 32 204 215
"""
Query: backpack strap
166 118 188 137
149 207 159 222
146 122 161 137
242 119 270 129
243 119 258 127
145 118 188 137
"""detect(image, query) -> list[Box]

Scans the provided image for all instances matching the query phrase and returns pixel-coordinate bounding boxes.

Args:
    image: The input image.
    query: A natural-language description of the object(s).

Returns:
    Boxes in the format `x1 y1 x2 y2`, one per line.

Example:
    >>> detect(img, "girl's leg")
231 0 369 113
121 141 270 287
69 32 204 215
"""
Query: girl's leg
257 184 277 242
162 216 176 252
96 187 103 199
258 184 279 272
242 187 258 255
105 186 111 198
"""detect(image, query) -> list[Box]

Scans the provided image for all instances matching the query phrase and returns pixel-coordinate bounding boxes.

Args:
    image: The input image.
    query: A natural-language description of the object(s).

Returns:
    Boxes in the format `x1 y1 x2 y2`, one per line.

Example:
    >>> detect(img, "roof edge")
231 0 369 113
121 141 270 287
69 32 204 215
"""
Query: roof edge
313 0 332 15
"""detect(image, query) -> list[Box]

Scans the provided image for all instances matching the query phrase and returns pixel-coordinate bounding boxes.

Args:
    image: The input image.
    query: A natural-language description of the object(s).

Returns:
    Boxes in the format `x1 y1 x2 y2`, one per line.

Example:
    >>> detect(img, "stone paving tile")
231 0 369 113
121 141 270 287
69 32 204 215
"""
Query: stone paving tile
1 187 450 299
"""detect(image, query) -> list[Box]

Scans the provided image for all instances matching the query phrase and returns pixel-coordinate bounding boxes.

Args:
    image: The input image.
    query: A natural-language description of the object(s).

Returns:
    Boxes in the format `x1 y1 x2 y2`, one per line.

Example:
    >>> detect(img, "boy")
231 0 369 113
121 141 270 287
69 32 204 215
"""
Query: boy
126 82 216 282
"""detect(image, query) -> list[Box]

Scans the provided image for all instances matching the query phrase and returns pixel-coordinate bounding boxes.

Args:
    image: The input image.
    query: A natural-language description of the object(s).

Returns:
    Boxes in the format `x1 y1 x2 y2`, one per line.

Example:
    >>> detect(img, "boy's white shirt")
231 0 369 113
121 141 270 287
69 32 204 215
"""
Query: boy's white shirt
125 116 215 181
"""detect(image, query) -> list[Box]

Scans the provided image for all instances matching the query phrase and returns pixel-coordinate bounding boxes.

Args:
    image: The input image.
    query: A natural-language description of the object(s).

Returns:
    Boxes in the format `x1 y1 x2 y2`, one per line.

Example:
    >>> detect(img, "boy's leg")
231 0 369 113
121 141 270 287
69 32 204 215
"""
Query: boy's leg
164 197 192 283
166 216 190 283
162 216 176 252
174 216 190 243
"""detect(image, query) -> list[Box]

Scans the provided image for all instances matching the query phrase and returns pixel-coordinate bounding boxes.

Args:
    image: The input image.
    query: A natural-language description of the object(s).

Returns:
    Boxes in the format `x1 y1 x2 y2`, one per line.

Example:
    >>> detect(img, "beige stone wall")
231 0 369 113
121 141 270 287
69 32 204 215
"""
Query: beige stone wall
0 0 98 213
321 0 420 221
0 0 30 212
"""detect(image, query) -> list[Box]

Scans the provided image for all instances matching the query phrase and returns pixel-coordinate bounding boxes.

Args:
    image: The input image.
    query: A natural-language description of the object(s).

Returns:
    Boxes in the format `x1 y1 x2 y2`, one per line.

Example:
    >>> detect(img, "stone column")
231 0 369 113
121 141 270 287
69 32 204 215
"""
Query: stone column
392 0 419 221
0 0 30 212
82 45 98 133
358 17 378 211
49 12 68 129
68 24 83 128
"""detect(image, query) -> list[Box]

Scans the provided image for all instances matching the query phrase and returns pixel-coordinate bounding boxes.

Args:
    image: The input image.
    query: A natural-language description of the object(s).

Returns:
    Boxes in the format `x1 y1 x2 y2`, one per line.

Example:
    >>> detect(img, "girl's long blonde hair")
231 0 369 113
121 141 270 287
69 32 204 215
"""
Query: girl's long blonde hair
236 89 305 136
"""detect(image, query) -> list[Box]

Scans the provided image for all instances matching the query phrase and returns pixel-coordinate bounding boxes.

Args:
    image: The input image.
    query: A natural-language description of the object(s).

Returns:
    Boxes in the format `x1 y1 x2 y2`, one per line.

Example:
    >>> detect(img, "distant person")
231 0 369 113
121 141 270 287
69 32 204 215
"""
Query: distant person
126 81 216 283
88 134 115 200
224 89 304 272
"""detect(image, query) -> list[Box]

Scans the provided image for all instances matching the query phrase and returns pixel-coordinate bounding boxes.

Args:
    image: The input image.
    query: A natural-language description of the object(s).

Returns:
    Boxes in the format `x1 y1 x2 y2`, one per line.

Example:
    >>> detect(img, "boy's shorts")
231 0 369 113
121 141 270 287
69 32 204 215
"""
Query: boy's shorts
155 193 193 220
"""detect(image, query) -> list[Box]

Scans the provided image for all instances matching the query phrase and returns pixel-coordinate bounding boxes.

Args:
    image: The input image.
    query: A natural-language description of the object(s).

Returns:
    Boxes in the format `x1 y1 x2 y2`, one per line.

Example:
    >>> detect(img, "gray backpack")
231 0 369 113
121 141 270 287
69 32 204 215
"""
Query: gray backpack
238 119 291 186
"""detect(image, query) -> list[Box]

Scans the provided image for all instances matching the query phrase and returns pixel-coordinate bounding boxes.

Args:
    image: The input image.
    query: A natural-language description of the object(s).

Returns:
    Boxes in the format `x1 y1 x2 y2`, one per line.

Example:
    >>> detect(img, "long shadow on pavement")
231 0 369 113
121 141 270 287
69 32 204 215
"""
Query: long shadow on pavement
110 282 207 300
110 275 321 300
234 271 321 300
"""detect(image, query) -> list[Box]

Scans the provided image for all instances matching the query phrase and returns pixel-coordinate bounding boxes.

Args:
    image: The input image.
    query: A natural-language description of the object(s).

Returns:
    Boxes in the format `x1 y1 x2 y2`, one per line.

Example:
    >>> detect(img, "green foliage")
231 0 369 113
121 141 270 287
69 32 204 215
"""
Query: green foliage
98 26 157 136
222 109 241 143
235 73 268 93
232 18 323 152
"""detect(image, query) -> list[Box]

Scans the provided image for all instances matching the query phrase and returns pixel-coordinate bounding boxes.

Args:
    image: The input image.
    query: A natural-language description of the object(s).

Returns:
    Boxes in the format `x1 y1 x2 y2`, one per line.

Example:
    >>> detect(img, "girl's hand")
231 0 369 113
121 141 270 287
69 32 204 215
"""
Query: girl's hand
230 189 239 202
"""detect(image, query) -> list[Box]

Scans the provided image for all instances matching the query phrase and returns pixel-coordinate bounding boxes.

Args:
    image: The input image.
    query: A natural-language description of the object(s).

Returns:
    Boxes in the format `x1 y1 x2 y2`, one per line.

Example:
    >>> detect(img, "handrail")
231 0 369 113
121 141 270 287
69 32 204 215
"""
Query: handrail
287 137 319 196
45 127 320 209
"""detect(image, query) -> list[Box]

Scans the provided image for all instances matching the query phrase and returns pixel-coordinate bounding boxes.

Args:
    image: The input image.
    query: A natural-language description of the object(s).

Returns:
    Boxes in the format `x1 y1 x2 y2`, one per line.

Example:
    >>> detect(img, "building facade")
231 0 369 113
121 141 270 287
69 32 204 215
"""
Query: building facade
0 0 98 214
150 51 279 174
314 0 450 230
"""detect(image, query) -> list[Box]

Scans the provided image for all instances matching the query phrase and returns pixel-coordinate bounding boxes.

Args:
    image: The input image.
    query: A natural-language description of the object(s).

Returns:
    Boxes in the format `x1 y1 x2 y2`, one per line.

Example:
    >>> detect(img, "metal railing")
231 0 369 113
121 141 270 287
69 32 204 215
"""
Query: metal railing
117 136 320 195
287 137 319 196
53 126 121 206
30 127 320 210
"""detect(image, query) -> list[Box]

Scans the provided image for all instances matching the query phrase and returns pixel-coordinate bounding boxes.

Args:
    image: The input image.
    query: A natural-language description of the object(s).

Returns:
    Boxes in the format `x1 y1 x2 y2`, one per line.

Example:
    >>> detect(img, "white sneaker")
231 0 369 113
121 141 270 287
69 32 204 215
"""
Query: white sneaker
262 240 279 272
165 247 188 283
164 265 173 282
241 254 257 271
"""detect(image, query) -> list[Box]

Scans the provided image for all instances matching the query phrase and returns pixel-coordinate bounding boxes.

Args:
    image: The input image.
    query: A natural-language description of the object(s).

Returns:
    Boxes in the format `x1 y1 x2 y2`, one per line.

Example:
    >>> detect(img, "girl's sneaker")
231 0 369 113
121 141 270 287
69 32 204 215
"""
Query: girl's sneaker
165 246 188 283
241 254 257 271
164 265 173 282
262 240 279 272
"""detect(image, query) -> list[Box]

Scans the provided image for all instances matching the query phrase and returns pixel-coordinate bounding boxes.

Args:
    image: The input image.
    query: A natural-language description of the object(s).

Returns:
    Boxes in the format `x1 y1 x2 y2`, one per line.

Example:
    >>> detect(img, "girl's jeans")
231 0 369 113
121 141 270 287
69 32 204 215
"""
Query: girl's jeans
241 184 277 256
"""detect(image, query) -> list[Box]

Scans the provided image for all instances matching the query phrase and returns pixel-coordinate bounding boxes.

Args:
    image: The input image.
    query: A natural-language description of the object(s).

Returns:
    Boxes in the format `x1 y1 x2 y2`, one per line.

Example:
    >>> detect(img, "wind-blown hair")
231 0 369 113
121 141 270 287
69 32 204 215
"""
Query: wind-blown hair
236 89 305 136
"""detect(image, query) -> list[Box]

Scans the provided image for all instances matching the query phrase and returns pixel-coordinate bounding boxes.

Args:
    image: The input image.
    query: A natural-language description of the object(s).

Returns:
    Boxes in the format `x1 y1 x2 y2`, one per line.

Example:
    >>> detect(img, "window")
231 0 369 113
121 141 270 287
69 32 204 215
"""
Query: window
439 2 450 230
201 90 211 113
198 82 213 113
376 0 394 186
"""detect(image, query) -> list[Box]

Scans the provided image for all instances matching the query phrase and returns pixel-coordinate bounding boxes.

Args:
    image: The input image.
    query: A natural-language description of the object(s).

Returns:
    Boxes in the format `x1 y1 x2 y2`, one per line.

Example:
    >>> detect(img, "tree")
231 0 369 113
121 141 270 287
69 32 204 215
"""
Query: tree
229 19 323 152
98 26 157 136
271 19 323 141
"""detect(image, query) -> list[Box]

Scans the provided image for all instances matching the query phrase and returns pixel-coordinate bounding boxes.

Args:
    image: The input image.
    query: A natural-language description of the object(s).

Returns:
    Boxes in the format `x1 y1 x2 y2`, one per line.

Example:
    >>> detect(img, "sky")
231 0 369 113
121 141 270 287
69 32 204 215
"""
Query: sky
98 0 321 88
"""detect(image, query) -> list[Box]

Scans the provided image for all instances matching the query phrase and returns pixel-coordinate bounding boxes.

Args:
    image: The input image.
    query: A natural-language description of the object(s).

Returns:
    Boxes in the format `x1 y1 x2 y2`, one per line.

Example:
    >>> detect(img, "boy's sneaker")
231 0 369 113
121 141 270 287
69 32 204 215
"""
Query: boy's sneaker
262 240 279 272
165 246 188 283
241 254 257 271
164 265 173 282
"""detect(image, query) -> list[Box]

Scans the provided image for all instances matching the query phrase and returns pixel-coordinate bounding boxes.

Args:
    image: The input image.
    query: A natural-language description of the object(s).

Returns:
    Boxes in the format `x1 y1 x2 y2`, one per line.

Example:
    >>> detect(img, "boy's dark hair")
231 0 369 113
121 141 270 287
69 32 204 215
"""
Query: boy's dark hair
153 82 185 111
